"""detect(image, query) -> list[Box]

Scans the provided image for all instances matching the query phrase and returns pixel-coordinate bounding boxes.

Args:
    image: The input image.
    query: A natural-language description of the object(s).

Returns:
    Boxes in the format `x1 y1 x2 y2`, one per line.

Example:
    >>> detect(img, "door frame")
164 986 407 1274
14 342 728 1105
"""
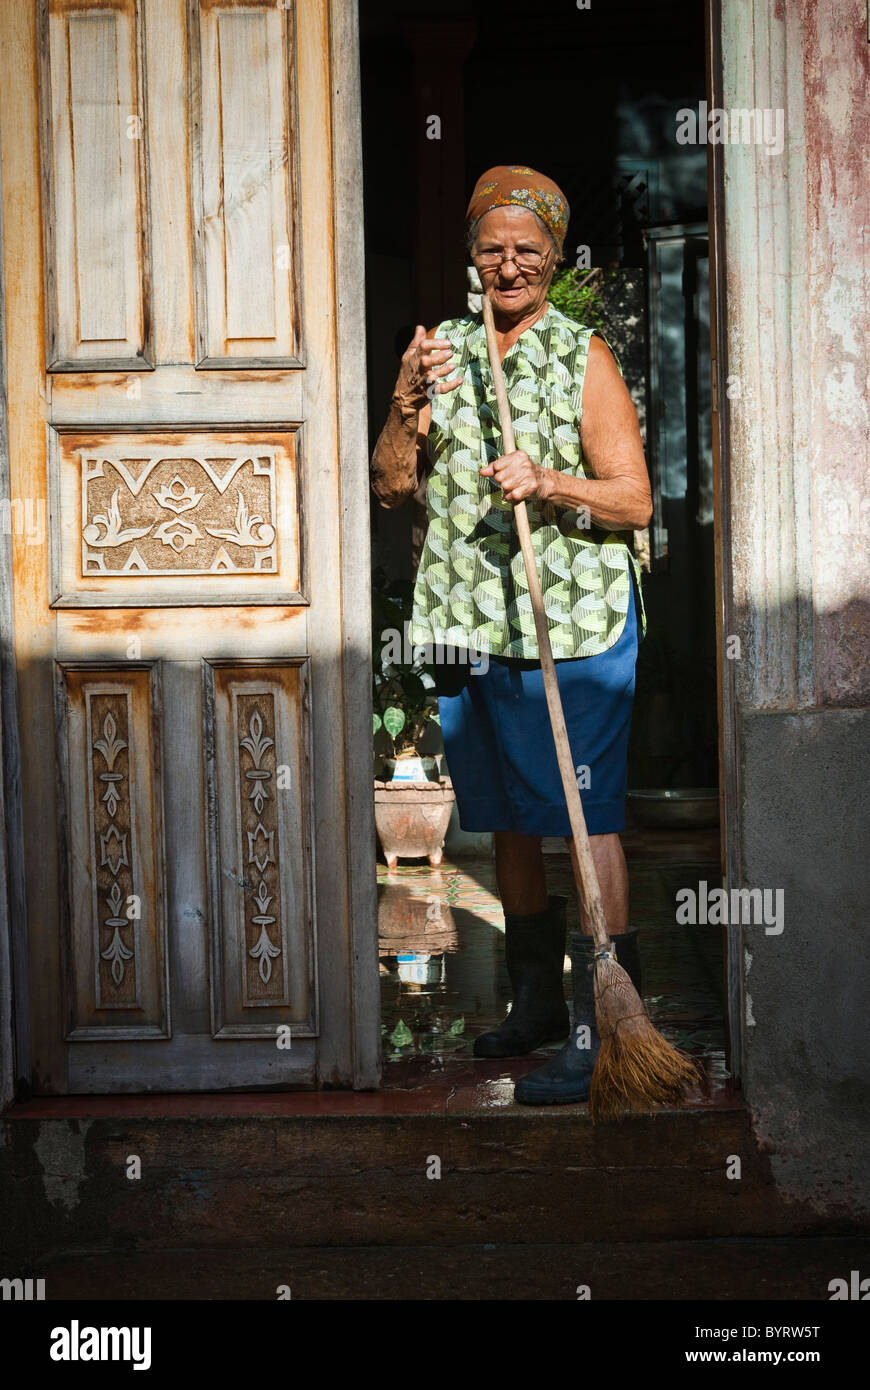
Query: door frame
0 115 30 1107
705 0 742 1085
329 0 381 1093
0 0 753 1102
0 0 379 1103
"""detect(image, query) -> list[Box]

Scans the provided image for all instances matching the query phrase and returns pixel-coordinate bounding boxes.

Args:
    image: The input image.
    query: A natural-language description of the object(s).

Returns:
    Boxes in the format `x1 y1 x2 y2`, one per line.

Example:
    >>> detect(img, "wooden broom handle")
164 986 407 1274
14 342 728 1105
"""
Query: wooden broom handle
481 294 612 953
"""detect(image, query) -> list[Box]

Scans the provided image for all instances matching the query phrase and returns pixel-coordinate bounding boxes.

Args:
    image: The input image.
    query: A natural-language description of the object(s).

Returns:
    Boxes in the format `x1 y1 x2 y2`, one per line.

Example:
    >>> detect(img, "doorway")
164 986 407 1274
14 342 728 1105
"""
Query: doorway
361 0 730 1083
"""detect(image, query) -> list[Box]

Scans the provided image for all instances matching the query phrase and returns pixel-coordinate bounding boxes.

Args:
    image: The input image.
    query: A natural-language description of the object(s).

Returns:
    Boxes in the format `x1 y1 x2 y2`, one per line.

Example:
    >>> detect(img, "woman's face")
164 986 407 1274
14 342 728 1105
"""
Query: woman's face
471 206 558 322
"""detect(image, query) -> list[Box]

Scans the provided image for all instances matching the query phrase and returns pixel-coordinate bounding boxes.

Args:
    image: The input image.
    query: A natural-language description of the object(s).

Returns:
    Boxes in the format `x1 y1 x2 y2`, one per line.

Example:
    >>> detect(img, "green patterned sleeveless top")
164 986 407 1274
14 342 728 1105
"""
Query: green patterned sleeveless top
409 304 646 660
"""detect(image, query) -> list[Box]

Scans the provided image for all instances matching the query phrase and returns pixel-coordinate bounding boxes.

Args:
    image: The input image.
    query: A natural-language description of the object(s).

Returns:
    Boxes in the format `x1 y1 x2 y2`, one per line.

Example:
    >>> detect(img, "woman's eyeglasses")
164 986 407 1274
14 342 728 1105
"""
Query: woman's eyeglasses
472 248 550 275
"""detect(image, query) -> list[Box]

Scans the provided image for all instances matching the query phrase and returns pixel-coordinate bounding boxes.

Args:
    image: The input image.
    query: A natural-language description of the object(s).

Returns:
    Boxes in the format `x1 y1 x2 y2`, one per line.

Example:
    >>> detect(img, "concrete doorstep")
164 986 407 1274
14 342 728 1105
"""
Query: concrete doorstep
21 1236 870 1301
1 1076 867 1295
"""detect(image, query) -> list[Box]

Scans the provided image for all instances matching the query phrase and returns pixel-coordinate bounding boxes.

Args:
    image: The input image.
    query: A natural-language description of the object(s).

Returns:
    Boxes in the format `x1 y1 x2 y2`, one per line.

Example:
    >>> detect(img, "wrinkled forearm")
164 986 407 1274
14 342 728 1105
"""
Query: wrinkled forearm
538 467 653 531
371 396 421 508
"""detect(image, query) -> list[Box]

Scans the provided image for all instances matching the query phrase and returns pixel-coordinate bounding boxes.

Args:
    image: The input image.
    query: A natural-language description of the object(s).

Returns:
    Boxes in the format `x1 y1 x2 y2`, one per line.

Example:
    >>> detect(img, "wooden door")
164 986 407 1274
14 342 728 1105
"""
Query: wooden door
0 0 379 1093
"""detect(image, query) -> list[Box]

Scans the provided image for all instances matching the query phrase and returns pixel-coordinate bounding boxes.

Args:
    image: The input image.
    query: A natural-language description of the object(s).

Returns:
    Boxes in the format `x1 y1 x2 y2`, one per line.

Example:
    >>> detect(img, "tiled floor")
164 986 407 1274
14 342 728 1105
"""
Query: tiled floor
378 829 727 1090
5 830 727 1122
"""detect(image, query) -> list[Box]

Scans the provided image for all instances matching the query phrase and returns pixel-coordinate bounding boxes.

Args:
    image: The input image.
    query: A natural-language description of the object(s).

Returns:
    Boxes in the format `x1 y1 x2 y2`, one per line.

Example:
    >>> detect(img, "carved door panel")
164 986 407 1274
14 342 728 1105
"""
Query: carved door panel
0 0 377 1092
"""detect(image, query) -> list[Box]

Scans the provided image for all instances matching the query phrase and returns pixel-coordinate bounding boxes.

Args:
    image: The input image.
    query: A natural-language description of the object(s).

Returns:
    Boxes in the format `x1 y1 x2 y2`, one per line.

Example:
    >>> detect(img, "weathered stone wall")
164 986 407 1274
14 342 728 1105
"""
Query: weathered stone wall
721 0 870 1215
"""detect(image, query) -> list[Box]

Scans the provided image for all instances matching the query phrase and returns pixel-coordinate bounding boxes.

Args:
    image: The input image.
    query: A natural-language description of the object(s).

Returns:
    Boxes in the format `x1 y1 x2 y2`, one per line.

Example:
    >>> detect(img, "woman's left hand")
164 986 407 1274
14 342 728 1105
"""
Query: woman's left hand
479 451 549 503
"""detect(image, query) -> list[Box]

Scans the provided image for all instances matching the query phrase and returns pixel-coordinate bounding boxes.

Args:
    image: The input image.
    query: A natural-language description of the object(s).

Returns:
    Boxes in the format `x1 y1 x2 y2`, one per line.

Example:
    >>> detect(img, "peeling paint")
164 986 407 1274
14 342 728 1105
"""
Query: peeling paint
743 947 755 1026
822 360 862 427
33 1119 91 1214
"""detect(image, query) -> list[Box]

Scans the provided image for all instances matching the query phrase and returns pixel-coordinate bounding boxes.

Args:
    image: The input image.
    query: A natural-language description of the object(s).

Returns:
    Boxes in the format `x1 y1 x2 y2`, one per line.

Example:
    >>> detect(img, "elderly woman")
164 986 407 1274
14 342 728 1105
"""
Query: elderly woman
371 166 653 1104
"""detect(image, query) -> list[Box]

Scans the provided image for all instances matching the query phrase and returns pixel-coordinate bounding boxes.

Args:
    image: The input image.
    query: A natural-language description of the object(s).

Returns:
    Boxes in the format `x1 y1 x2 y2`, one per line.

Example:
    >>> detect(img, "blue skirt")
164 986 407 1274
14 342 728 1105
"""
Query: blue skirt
433 582 640 837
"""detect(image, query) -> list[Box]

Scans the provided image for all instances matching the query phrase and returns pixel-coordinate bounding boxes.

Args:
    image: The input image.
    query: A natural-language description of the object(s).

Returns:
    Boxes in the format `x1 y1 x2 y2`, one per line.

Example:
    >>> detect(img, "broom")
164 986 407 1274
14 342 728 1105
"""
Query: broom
480 292 701 1120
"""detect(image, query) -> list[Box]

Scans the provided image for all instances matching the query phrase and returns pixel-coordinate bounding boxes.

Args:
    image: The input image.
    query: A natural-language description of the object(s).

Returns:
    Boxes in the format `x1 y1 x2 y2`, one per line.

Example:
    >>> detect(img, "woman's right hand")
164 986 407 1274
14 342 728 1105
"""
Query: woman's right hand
394 324 464 410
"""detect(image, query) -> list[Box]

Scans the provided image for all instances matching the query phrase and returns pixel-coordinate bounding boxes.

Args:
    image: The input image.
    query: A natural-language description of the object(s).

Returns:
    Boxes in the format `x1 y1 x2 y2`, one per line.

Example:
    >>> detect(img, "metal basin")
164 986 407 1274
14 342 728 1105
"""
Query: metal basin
626 787 720 829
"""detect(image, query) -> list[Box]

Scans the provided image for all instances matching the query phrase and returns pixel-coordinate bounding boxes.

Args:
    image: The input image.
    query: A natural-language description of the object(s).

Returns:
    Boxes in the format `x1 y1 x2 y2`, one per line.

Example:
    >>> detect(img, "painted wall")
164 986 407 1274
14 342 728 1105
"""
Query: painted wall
721 0 870 1216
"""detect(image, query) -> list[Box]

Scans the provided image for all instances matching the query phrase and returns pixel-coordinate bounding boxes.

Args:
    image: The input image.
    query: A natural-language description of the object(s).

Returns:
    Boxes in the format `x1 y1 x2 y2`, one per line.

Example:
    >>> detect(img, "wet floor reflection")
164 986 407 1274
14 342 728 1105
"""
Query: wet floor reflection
378 840 727 1079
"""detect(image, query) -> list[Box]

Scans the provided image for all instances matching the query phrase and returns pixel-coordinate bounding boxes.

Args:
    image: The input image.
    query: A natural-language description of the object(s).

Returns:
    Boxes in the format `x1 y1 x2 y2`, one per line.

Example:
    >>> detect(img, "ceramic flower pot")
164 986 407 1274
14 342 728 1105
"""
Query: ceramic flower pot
374 776 455 868
383 755 440 784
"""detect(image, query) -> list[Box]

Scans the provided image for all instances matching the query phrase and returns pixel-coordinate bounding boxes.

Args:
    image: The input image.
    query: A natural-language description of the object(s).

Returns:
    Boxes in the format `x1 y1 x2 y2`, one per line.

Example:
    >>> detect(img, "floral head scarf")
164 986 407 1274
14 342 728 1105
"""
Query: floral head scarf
465 165 570 252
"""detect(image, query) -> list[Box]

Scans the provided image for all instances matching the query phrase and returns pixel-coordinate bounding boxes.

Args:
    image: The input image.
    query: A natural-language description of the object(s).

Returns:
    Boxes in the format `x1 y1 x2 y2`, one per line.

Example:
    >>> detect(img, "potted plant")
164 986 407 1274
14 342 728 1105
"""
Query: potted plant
372 567 455 868
374 663 440 785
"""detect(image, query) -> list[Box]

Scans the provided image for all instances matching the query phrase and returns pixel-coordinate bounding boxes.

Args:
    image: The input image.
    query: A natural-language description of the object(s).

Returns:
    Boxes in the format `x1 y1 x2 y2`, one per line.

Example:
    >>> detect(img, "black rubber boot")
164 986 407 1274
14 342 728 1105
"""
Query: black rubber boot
473 895 570 1057
514 928 642 1104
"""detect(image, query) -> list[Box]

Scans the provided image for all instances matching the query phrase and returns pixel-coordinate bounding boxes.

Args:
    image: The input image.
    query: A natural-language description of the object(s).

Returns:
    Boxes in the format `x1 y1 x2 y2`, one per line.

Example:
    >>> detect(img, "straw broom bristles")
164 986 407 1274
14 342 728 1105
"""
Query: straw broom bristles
589 952 704 1120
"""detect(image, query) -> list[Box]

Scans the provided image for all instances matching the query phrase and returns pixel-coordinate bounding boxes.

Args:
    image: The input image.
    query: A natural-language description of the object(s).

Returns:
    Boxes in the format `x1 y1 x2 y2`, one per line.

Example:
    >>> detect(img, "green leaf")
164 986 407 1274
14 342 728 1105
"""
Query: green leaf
383 706 406 739
389 1019 414 1048
373 712 382 735
546 266 609 330
447 1016 465 1037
